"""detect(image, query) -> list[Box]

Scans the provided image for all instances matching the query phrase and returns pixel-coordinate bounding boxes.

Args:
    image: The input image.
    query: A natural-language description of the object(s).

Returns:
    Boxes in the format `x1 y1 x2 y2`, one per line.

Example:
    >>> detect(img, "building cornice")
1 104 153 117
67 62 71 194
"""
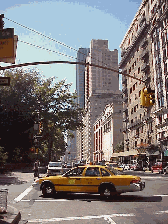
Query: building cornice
119 0 149 48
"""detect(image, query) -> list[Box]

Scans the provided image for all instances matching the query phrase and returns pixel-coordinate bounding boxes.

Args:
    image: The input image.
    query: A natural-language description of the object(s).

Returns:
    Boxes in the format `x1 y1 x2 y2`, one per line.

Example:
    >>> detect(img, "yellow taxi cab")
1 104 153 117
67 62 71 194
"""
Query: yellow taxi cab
33 165 145 198
105 162 123 171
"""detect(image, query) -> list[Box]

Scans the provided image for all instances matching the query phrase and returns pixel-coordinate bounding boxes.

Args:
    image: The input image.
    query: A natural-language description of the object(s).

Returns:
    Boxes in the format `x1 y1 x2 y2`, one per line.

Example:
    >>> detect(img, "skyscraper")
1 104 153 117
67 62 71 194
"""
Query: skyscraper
82 39 121 163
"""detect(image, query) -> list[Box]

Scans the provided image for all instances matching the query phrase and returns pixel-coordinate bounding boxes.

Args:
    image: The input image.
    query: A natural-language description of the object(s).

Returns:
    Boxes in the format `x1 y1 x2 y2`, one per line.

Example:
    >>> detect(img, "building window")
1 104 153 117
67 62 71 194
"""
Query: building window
141 126 143 133
133 84 135 91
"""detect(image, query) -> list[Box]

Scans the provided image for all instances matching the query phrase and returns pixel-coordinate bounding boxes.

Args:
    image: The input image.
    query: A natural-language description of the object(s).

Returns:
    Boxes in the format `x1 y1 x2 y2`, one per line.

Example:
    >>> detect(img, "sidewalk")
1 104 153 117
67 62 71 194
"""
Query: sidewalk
0 204 27 224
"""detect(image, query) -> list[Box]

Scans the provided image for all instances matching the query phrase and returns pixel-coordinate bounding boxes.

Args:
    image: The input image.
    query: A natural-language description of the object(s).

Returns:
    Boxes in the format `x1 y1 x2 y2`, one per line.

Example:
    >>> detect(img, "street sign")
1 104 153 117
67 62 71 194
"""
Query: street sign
0 77 10 86
0 35 18 63
0 28 15 60
0 38 14 58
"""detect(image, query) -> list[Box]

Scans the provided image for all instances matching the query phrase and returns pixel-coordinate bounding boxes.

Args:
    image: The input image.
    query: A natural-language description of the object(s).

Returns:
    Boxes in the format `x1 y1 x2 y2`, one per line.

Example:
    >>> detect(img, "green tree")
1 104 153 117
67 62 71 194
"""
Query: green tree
0 68 83 162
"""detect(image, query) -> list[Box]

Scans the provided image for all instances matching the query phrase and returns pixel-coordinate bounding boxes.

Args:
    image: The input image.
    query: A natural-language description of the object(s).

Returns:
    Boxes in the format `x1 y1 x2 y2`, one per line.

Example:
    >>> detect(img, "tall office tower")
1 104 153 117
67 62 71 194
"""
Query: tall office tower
119 0 168 166
82 39 121 163
76 48 90 162
76 48 90 108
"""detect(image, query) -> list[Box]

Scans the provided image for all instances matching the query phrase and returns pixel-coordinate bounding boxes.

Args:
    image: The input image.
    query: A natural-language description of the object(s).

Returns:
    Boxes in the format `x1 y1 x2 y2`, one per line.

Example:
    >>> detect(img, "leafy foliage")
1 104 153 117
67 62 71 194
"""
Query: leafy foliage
0 146 8 165
0 68 83 163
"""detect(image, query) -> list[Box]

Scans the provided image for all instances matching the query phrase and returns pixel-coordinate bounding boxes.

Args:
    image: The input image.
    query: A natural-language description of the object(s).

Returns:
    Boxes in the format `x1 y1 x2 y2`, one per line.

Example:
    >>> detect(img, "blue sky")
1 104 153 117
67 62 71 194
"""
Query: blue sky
1 0 142 91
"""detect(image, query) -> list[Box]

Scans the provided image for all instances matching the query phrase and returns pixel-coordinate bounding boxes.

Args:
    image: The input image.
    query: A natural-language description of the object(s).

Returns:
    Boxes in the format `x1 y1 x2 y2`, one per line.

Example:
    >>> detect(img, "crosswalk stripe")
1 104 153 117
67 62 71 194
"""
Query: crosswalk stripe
14 185 33 203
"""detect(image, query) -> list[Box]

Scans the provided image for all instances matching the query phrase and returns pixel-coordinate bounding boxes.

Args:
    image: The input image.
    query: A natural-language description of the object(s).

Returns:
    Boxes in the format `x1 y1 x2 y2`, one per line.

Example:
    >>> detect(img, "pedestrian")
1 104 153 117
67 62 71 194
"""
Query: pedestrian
34 160 40 179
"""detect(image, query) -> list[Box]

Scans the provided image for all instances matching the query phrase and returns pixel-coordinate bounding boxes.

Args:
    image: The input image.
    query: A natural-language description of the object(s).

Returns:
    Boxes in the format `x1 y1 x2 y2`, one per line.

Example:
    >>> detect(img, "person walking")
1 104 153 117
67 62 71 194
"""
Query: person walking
34 160 40 179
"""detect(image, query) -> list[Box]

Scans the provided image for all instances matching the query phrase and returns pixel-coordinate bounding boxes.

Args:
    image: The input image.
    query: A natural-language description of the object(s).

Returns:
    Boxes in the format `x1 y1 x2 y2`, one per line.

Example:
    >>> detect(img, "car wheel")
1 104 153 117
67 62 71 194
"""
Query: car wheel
100 185 116 198
42 183 55 197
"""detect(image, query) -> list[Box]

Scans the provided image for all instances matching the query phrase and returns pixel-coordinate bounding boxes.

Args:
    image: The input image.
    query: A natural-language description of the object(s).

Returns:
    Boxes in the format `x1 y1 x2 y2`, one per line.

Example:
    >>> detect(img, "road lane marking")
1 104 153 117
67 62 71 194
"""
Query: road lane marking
14 185 33 203
28 213 135 223
153 195 168 197
21 199 67 202
155 210 168 215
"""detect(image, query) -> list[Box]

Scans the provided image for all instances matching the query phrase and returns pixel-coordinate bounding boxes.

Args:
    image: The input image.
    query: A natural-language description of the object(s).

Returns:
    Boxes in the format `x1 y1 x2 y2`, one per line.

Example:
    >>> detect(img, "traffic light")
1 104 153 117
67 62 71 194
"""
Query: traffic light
0 14 4 29
144 88 155 107
140 87 155 107
140 88 146 107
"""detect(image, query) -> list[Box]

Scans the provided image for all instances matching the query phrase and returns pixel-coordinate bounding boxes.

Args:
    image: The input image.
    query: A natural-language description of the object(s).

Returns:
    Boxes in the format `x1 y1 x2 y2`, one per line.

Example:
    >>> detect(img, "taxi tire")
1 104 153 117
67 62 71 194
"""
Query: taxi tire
42 183 55 197
100 185 116 198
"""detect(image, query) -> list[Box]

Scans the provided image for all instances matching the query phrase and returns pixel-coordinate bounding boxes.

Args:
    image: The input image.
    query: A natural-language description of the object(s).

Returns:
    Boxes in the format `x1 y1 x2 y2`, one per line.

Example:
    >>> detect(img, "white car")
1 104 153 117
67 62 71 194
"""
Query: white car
124 164 131 170
47 161 63 176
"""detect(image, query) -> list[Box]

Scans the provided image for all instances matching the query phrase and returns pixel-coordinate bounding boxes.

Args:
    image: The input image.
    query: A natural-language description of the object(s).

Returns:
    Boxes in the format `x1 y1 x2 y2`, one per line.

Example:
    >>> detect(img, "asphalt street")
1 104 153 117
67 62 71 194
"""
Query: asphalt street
1 170 168 224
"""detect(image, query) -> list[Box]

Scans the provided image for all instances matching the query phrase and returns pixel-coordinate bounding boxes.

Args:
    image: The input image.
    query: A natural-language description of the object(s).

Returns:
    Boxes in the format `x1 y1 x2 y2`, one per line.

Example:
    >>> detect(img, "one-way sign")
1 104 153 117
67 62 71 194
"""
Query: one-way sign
0 77 10 86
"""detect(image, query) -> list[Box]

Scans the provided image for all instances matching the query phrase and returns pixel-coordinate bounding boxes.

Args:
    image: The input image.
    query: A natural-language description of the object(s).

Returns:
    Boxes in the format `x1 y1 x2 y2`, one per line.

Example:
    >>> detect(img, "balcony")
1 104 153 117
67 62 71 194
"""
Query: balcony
141 63 149 72
122 86 127 94
141 38 148 48
119 22 148 68
121 50 126 57
139 16 146 27
123 96 128 103
140 49 149 60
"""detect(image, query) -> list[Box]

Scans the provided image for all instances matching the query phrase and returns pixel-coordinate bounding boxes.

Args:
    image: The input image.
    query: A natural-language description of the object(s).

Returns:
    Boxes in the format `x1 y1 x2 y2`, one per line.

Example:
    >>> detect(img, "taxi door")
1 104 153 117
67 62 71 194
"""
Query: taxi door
56 167 85 192
79 167 102 193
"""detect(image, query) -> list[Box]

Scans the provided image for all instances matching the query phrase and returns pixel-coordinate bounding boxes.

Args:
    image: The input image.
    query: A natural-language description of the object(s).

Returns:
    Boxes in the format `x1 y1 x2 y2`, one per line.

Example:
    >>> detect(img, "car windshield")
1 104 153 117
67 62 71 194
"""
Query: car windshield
106 167 123 175
49 162 62 167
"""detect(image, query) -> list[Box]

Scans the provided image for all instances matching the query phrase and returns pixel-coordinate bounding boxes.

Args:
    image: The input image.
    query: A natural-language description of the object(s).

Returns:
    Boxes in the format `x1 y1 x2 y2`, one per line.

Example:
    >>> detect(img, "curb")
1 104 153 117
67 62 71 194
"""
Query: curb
0 205 23 224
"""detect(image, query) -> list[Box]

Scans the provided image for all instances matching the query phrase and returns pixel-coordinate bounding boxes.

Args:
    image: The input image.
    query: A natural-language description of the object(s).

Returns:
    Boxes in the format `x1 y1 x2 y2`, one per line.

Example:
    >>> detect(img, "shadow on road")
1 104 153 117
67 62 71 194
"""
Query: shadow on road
0 175 27 185
41 193 162 203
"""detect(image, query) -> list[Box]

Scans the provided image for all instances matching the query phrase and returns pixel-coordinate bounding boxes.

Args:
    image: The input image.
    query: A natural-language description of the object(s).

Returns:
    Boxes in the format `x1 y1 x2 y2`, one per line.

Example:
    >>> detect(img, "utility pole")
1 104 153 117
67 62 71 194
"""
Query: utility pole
0 14 4 29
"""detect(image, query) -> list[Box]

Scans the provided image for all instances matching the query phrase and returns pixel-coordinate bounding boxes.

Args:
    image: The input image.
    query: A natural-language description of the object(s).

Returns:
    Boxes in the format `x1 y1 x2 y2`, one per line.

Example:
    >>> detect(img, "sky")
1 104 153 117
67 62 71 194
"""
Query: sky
1 0 142 91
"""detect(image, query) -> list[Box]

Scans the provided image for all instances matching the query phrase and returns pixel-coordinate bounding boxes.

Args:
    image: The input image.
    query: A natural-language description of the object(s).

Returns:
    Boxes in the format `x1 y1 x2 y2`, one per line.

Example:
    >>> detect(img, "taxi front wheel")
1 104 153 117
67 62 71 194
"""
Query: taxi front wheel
42 183 55 197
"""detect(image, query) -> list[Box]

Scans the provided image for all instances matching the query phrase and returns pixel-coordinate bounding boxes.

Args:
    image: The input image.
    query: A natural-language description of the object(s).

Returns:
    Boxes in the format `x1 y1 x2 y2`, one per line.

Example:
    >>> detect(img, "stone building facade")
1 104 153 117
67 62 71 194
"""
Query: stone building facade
93 99 123 163
119 0 168 164
82 39 120 163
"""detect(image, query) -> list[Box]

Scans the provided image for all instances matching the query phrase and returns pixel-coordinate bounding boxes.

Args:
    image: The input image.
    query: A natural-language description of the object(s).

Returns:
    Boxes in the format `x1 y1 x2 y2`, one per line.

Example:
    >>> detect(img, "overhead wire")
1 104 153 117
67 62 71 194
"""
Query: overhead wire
4 17 143 83
19 39 76 60
5 16 119 73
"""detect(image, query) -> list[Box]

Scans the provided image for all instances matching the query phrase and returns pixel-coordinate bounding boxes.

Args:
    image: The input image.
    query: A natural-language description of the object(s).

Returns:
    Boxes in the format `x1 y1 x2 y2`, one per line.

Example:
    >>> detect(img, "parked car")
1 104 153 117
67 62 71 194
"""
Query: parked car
66 163 72 169
47 161 63 176
33 165 145 198
118 164 125 169
130 164 143 171
105 163 123 171
123 164 131 170
151 162 163 174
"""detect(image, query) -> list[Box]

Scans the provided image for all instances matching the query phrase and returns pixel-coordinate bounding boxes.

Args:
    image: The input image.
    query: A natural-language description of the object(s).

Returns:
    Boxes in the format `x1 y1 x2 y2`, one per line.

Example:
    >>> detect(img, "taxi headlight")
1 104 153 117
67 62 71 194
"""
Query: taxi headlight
35 179 39 184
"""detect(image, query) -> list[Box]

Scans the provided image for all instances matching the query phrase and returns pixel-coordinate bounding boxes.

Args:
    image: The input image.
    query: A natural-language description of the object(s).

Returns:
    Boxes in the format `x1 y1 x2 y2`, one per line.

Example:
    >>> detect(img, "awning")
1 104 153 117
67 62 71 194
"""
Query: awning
146 151 160 156
111 150 138 157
